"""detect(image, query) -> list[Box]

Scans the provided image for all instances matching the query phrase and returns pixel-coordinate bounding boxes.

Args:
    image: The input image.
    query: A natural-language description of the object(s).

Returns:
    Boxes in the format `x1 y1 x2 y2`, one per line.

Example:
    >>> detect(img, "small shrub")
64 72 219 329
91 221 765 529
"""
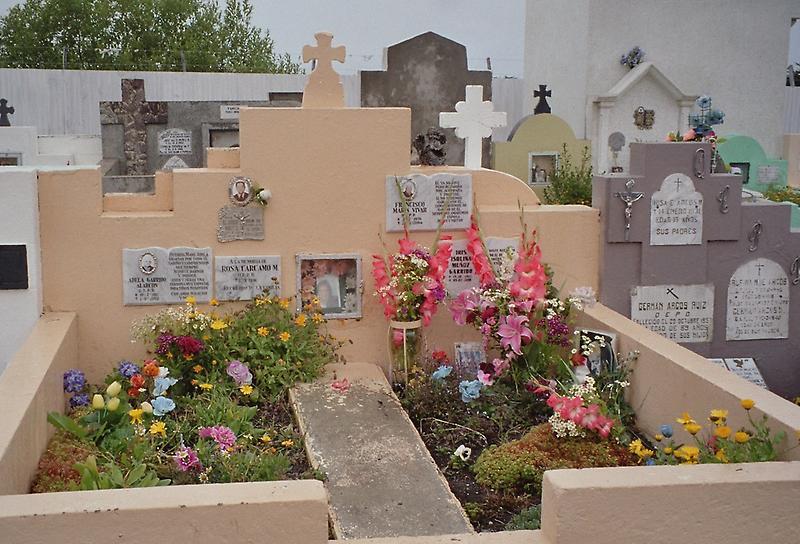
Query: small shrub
542 145 593 206
763 185 800 207
473 423 634 494
31 432 101 493
506 505 541 531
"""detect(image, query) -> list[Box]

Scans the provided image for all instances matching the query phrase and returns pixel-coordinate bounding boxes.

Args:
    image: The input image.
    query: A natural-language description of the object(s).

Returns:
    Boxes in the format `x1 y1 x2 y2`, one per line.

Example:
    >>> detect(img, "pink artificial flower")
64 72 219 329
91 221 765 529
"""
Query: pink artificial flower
398 236 416 255
497 314 533 356
450 289 479 326
682 128 696 142
174 446 202 472
428 236 454 281
372 254 396 318
492 357 510 377
412 282 426 296
331 378 350 393
226 360 252 386
509 235 546 305
392 328 405 347
466 220 496 287
198 425 237 452
477 369 494 386
596 418 614 438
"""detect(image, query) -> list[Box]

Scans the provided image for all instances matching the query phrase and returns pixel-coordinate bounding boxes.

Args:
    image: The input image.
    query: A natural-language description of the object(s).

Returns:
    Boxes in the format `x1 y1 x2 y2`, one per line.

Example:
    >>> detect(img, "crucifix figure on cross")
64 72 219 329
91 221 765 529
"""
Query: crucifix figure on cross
615 179 644 241
0 98 15 127
302 32 346 108
439 85 506 170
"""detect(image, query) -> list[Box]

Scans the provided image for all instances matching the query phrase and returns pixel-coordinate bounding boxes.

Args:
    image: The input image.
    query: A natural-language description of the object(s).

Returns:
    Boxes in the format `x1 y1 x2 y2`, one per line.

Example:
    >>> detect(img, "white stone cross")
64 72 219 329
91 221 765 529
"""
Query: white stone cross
439 85 506 170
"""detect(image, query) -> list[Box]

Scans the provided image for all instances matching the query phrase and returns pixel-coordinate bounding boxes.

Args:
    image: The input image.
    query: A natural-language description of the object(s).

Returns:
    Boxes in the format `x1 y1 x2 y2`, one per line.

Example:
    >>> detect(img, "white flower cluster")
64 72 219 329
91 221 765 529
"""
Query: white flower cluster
568 286 597 309
579 333 607 357
549 413 586 438
544 297 566 319
568 376 597 399
496 248 517 283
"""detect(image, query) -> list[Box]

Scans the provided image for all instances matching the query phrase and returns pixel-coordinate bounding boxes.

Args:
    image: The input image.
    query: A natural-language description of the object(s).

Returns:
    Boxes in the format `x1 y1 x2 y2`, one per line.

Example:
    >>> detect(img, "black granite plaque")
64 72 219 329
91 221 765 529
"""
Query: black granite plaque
0 245 28 289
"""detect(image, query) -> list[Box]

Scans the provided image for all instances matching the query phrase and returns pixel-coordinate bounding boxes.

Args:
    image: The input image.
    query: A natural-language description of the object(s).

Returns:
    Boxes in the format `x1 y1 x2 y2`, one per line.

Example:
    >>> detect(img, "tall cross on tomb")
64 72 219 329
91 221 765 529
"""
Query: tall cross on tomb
439 85 506 170
302 32 346 108
0 98 15 127
533 85 552 114
99 79 167 175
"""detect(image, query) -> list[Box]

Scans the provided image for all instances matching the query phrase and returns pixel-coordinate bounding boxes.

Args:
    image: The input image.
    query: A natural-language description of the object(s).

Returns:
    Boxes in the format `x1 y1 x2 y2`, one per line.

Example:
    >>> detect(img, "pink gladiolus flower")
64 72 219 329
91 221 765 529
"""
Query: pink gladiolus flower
398 237 416 254
596 418 614 438
412 282 426 296
497 314 533 356
509 236 546 304
466 221 496 287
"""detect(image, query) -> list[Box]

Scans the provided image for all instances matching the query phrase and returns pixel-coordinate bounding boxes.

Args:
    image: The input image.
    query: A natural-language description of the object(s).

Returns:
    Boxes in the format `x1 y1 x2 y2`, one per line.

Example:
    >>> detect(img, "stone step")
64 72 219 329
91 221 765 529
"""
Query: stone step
330 531 544 544
291 362 473 540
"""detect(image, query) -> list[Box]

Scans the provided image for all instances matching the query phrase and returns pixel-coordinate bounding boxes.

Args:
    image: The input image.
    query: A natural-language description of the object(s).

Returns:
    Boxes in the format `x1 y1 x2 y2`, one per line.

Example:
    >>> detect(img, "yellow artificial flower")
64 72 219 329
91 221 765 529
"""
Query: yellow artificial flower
279 298 290 309
714 426 732 439
186 296 196 305
715 449 729 463
281 439 294 447
106 397 120 412
294 314 307 327
106 381 122 397
676 412 696 426
240 384 254 395
279 331 291 342
674 445 700 464
261 434 271 444
92 394 105 410
210 298 219 306
708 409 728 423
257 326 269 337
199 383 213 391
312 313 324 324
128 408 144 425
684 422 702 435
210 319 228 330
734 431 750 444
312 296 320 306
254 297 266 306
654 433 664 442
183 354 194 361
192 364 204 373
149 421 166 438
628 439 644 456
663 447 673 455
740 399 755 410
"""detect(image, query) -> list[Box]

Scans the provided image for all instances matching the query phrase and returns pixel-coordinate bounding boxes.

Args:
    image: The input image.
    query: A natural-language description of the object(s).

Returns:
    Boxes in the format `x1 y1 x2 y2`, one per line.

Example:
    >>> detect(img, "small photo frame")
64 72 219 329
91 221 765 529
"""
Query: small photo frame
578 329 618 375
454 342 486 375
729 162 750 184
296 253 362 319
528 152 559 186
229 176 253 206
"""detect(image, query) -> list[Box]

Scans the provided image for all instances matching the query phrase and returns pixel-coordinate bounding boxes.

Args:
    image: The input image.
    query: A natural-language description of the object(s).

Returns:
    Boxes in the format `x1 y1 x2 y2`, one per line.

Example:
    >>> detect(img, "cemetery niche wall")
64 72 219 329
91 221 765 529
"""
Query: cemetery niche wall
717 134 789 191
594 142 800 398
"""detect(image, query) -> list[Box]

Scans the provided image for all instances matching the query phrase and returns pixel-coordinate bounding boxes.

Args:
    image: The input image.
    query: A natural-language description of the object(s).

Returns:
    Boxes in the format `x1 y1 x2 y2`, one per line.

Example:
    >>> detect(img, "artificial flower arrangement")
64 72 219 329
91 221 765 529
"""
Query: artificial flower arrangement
36 292 340 492
667 95 725 143
629 399 795 466
619 46 645 69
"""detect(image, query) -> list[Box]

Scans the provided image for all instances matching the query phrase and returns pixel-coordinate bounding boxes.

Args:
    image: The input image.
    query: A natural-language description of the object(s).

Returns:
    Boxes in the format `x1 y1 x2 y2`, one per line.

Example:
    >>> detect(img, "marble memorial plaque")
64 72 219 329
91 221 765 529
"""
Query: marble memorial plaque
162 155 188 171
123 247 212 305
217 207 265 242
631 284 714 343
386 173 472 232
445 237 518 296
215 255 281 301
722 357 768 389
726 258 789 340
158 128 192 156
650 173 703 245
756 165 780 184
220 105 241 120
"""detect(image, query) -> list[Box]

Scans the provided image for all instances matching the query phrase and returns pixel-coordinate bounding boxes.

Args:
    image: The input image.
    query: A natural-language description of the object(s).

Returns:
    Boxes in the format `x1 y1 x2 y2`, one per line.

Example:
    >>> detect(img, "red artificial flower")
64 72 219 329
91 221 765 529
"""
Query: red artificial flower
127 387 140 398
432 350 449 363
130 373 145 389
176 335 204 356
143 361 160 377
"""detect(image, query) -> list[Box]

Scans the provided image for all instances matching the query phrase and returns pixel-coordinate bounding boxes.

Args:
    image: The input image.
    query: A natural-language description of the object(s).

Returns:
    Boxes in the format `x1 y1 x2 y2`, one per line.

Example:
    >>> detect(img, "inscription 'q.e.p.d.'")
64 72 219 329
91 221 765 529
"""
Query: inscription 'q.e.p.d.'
123 247 212 305
630 284 714 343
726 258 790 341
650 173 703 246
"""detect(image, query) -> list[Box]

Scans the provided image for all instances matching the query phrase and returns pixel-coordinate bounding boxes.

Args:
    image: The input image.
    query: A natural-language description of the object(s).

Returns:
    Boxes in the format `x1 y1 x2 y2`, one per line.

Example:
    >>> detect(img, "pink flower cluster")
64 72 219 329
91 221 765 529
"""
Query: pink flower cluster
466 221 495 287
509 233 546 304
546 394 614 438
198 425 237 452
174 446 202 472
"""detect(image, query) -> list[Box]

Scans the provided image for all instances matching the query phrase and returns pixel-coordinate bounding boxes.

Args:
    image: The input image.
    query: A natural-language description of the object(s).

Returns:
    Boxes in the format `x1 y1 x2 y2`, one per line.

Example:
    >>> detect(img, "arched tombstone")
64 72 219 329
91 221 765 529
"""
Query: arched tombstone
726 258 789 341
608 132 626 173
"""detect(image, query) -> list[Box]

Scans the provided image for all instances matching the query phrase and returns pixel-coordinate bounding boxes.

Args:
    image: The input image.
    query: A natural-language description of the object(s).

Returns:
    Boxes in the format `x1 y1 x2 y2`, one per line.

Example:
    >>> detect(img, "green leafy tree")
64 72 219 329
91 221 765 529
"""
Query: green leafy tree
0 0 301 73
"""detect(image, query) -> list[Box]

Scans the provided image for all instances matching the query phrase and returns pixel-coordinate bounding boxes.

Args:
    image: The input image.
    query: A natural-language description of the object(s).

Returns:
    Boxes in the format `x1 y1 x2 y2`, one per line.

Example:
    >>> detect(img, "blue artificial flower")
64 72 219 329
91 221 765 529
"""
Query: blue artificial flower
69 393 90 409
63 369 86 393
645 458 656 466
431 365 452 381
117 360 140 379
152 396 176 417
153 376 178 396
688 113 702 128
458 380 483 404
696 95 712 109
660 424 674 438
707 109 725 125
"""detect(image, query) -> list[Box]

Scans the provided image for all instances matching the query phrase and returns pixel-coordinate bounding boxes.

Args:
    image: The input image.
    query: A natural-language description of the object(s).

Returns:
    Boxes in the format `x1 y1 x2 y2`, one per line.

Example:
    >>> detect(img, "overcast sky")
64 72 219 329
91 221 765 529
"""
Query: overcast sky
0 1 797 77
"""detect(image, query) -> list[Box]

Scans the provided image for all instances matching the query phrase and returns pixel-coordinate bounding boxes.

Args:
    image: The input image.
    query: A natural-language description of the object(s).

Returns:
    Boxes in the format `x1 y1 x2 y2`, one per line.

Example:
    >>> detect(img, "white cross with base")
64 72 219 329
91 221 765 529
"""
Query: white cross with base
439 85 506 170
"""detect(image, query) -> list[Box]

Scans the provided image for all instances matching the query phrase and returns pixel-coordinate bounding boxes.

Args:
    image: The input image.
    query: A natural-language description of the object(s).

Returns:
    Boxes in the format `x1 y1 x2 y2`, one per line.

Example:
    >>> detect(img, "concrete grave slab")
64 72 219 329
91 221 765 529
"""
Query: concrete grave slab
291 363 472 539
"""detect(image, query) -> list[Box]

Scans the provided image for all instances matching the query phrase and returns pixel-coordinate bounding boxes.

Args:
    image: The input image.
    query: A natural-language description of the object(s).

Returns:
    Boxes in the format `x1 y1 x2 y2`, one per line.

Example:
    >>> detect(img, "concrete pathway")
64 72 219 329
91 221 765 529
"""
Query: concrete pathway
333 531 543 544
291 363 473 540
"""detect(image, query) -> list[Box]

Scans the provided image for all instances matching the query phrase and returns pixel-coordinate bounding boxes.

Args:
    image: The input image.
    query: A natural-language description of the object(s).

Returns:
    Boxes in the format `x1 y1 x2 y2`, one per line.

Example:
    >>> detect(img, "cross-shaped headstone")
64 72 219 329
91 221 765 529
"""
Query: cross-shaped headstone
533 85 552 115
99 79 167 175
439 85 506 170
302 32 346 108
0 98 15 127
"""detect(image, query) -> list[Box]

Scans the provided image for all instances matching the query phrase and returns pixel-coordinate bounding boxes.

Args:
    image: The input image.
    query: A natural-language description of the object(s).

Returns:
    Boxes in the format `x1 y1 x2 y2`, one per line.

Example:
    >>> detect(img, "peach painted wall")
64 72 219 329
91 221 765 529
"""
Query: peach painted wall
37 106 601 379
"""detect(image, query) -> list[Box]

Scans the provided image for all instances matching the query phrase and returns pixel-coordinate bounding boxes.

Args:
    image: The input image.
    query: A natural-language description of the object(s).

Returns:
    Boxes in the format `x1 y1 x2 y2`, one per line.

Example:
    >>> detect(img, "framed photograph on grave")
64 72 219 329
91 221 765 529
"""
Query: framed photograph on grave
229 176 253 206
527 152 559 186
454 342 486 374
729 162 750 184
0 153 21 166
578 329 618 375
296 253 362 319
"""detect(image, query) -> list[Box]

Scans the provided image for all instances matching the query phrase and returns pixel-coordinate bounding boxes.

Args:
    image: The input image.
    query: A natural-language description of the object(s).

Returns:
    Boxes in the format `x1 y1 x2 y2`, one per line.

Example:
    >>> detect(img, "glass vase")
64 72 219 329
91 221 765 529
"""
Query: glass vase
388 319 423 385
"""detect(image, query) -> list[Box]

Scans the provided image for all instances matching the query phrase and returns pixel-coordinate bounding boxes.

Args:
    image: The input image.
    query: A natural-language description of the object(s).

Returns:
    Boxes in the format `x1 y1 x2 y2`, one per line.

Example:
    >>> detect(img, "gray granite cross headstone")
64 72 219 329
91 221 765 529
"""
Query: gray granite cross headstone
100 79 167 175
533 85 552 115
0 98 15 127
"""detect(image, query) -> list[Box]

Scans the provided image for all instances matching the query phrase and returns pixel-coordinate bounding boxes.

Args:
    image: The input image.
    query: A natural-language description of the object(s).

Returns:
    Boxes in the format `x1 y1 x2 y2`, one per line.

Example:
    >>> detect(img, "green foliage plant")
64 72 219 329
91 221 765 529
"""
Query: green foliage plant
542 144 593 206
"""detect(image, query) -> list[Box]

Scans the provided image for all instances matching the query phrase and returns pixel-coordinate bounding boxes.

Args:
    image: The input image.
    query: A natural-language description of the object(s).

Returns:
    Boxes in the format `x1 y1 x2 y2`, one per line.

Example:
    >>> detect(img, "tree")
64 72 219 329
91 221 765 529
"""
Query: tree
0 0 301 73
